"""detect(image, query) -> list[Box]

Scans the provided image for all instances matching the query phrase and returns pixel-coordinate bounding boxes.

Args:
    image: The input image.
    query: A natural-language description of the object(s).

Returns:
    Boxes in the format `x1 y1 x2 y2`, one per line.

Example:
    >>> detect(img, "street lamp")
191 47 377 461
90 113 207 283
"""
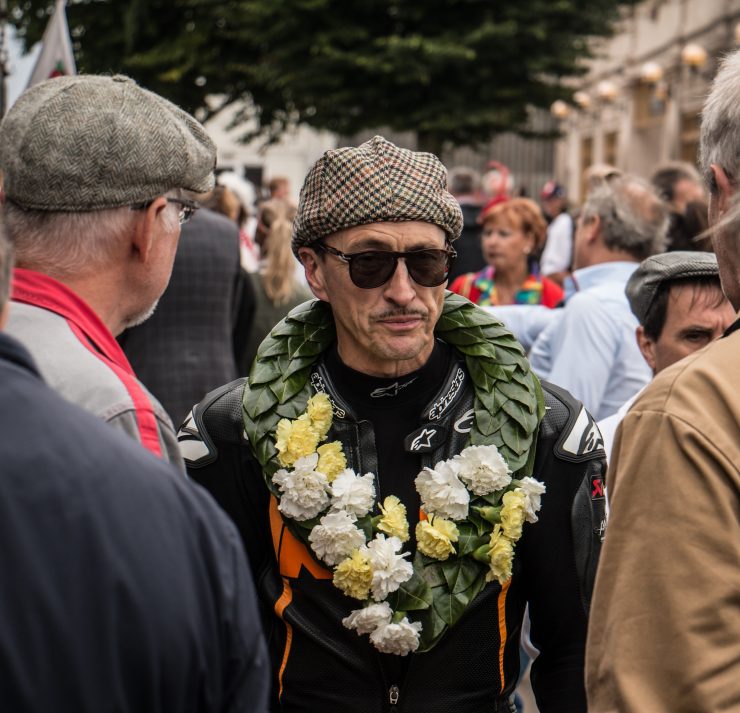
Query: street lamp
550 100 570 120
573 91 591 110
681 43 708 69
640 61 664 84
596 80 619 103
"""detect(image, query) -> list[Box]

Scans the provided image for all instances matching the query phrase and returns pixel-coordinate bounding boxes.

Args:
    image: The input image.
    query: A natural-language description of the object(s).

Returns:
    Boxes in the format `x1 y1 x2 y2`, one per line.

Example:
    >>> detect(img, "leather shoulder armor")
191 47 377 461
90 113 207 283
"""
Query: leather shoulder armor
540 380 606 463
178 378 247 468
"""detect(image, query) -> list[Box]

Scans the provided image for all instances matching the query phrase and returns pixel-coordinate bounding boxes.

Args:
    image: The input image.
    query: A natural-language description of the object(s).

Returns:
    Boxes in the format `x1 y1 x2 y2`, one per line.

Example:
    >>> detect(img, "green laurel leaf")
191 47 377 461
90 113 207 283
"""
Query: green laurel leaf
387 571 433 612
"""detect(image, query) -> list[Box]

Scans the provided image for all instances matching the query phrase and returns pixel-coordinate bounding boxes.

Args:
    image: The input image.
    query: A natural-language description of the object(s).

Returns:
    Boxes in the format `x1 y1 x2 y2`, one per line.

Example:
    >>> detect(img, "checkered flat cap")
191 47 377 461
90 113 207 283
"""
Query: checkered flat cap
292 136 463 254
0 74 216 211
626 250 720 323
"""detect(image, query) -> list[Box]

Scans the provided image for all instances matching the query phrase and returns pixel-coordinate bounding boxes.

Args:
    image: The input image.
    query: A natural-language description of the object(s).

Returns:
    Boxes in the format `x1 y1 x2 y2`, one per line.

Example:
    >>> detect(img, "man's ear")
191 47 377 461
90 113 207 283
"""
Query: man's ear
131 196 168 263
583 214 601 243
298 246 328 301
710 164 734 216
0 303 8 331
635 325 657 373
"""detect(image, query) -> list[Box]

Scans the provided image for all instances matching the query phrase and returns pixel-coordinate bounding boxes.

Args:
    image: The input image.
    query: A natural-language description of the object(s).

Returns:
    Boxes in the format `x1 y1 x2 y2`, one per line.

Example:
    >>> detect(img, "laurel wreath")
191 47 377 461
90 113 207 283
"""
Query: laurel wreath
243 292 545 651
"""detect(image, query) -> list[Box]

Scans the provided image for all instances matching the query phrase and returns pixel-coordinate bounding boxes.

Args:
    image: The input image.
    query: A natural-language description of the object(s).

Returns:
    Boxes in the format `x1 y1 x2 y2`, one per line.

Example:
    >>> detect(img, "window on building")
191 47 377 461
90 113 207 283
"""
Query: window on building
604 131 619 167
633 82 666 129
680 112 701 165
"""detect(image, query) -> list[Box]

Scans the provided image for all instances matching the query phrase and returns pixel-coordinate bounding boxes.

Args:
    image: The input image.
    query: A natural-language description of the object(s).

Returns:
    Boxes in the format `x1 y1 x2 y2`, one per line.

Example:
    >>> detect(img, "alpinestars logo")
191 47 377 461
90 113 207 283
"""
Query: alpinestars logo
410 428 437 451
429 368 465 419
370 378 417 398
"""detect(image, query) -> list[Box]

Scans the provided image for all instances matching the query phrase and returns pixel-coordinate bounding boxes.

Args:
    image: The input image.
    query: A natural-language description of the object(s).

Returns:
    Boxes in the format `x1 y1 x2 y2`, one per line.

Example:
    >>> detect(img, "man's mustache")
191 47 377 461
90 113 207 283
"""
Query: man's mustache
371 309 428 322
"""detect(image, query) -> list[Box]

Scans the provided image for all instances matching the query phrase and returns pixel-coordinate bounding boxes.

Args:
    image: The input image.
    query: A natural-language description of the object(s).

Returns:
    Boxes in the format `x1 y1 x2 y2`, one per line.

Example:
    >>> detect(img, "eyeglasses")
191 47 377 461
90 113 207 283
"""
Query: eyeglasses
317 243 457 289
131 197 200 225
167 197 199 225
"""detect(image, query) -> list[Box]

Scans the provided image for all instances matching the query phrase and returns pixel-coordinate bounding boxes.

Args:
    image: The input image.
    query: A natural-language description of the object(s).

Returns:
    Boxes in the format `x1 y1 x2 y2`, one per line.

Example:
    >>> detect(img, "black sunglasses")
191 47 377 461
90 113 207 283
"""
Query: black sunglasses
317 243 457 289
131 197 199 225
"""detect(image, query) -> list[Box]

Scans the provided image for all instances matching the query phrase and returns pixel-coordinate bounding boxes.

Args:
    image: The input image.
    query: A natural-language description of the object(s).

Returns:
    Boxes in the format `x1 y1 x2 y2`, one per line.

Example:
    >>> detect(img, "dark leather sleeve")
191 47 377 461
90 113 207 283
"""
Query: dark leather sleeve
520 381 607 713
178 379 272 580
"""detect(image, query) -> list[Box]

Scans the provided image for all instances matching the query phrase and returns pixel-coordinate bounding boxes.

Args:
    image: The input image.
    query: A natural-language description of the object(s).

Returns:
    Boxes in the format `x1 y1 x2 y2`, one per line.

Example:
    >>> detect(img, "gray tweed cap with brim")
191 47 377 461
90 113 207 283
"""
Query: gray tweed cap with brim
626 250 720 323
292 136 463 256
0 74 216 212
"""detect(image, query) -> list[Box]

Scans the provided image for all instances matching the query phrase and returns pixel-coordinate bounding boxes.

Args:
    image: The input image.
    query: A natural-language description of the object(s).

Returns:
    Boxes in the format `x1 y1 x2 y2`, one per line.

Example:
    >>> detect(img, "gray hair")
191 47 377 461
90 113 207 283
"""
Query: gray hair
581 175 669 261
700 49 740 192
4 198 180 280
0 215 12 312
448 167 481 196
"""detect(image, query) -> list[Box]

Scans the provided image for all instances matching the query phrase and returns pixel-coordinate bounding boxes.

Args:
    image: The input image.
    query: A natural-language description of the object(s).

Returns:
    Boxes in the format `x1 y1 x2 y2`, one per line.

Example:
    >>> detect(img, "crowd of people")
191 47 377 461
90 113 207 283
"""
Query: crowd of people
0 50 737 713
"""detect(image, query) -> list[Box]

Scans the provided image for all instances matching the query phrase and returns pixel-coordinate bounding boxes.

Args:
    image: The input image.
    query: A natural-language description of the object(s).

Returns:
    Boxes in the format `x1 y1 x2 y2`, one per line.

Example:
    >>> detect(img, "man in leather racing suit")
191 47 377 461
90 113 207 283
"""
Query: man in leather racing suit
179 137 606 713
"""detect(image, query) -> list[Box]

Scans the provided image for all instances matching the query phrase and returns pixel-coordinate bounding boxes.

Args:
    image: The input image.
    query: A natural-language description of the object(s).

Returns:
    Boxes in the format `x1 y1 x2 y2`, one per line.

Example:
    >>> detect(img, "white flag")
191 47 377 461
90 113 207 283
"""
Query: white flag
26 0 76 88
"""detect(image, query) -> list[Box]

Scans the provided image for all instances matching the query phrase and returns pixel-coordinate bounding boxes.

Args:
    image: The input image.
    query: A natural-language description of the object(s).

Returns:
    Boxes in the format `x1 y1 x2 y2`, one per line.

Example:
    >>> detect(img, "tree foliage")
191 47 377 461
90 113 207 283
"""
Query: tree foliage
8 0 637 151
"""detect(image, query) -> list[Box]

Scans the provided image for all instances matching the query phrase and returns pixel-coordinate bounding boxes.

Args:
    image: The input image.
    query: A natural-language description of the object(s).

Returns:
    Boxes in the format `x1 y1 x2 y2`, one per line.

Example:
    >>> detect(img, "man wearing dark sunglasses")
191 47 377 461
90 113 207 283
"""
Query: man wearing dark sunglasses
182 136 606 712
0 74 216 467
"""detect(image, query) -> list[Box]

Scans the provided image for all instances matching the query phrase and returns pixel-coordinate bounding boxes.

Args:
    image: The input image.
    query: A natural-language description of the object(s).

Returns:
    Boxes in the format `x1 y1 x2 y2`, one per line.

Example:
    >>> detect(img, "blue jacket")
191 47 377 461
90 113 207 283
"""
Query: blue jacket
0 332 269 712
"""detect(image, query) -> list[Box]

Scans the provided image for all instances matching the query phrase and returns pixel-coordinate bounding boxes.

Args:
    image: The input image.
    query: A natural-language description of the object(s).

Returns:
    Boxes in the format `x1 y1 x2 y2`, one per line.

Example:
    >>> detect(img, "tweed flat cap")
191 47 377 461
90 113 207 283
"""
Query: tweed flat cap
292 136 463 254
0 74 216 211
626 251 720 323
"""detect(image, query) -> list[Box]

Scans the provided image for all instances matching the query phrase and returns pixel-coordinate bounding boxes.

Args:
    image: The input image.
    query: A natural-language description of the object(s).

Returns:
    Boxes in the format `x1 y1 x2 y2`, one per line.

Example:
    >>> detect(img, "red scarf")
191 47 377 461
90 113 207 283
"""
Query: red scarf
11 268 163 457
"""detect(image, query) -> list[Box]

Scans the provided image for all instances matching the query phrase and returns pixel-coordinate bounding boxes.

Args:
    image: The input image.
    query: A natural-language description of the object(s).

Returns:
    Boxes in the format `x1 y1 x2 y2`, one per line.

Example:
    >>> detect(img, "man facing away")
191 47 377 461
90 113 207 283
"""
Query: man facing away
446 166 485 283
0 218 269 712
0 74 216 466
180 136 606 712
597 250 735 459
528 175 668 420
586 50 740 713
119 205 257 427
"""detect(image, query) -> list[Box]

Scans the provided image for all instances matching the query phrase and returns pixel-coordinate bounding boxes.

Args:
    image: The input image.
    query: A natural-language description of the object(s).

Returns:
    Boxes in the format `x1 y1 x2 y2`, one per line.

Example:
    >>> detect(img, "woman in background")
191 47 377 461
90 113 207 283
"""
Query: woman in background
449 198 563 307
243 198 312 370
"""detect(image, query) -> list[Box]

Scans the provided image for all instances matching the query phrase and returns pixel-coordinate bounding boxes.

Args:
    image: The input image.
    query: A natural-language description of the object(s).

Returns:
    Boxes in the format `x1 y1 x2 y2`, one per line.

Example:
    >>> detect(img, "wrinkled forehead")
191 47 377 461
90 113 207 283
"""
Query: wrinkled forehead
327 221 447 251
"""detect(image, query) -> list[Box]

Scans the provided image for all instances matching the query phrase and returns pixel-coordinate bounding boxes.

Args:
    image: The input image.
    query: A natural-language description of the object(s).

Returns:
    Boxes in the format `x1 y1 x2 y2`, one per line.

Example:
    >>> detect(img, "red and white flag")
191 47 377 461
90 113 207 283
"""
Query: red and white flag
26 0 76 88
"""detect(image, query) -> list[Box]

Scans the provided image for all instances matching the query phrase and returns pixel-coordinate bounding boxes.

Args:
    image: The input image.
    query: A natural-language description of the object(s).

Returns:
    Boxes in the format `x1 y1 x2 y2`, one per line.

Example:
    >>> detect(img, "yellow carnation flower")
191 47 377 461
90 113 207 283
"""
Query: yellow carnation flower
377 495 410 542
333 549 373 600
307 393 333 440
416 515 459 561
486 524 514 584
275 418 293 466
276 414 320 467
316 441 347 482
500 490 527 541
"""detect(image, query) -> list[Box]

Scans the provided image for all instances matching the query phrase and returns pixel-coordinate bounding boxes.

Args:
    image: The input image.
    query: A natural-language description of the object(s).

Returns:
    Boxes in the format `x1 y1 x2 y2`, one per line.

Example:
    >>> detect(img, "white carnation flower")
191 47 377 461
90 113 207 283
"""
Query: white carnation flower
414 459 469 520
330 469 376 518
369 617 422 655
342 602 392 634
516 477 547 523
272 453 329 521
366 534 413 601
454 444 512 496
308 510 366 566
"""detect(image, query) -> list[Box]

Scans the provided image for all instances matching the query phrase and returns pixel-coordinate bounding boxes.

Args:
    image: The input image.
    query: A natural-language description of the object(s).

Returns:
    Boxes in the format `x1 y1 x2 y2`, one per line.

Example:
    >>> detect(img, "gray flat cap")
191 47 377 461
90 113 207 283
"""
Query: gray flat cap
0 74 216 211
626 251 720 323
292 136 463 255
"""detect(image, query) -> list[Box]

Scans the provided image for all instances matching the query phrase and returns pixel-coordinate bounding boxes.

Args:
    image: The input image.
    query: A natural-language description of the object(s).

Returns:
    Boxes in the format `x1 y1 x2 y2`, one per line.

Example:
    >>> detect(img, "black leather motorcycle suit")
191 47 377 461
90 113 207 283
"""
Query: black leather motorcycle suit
180 347 606 713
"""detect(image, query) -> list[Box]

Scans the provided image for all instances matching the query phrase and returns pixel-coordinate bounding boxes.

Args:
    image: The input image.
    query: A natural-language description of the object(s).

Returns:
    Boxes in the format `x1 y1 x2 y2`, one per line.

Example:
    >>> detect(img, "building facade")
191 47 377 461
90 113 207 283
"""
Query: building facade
553 0 740 203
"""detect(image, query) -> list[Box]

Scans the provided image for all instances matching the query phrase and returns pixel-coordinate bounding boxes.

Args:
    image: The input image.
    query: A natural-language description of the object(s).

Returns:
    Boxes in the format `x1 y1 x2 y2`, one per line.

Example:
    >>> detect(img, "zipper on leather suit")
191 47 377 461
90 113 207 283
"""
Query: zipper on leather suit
388 684 400 711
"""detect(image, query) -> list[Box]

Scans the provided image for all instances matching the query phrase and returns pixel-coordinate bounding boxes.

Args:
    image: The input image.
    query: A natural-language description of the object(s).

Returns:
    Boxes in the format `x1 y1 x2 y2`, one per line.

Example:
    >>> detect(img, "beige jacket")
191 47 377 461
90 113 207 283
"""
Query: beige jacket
586 316 740 713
